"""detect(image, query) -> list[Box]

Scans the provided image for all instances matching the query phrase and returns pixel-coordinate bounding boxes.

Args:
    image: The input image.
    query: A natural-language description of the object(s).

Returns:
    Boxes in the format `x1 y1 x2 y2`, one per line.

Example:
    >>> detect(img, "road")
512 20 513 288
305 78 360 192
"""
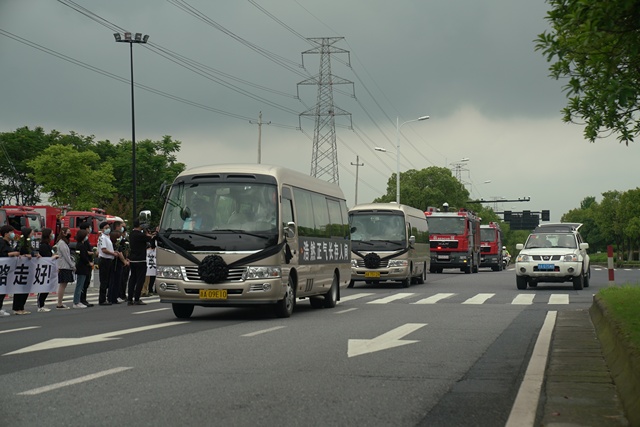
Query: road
0 266 631 426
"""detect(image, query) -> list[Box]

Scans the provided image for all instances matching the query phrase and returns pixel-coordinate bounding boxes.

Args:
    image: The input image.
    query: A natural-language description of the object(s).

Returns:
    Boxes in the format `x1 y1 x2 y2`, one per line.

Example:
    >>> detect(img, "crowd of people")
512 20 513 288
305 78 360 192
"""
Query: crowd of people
0 218 157 316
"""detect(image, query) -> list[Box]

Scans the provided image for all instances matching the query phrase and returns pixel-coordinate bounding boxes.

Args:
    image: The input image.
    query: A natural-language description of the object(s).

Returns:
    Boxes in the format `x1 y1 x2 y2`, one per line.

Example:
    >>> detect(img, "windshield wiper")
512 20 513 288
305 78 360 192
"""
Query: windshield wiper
352 240 373 245
215 229 269 239
372 240 403 245
163 228 217 240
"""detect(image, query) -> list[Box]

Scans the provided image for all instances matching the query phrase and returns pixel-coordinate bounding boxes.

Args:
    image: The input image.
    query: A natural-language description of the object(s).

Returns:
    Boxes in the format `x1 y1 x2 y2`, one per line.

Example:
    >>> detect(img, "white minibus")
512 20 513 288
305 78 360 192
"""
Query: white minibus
154 164 351 318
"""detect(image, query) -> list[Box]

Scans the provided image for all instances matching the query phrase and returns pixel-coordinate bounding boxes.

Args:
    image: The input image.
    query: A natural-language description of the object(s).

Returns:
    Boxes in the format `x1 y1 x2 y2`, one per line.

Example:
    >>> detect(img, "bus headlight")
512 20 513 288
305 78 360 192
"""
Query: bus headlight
387 259 408 267
244 266 281 280
157 266 184 279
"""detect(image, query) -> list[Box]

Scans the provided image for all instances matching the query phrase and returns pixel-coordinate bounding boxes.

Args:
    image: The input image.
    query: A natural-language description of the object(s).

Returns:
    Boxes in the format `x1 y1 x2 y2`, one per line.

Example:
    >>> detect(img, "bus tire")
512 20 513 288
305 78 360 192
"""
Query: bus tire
417 263 427 284
348 279 355 288
323 274 338 308
275 276 296 318
172 303 194 319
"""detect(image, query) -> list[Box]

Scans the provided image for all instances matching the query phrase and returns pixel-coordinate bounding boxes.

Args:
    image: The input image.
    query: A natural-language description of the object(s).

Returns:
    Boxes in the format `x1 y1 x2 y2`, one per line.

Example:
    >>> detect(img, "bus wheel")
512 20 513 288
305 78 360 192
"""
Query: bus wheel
172 303 194 319
275 276 296 318
401 277 410 288
417 263 426 284
323 275 338 308
348 279 355 288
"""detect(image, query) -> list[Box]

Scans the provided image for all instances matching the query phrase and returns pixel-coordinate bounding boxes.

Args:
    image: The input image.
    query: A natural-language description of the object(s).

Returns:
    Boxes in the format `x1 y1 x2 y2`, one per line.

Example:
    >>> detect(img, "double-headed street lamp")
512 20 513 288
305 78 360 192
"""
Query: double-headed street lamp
114 32 149 220
375 115 429 205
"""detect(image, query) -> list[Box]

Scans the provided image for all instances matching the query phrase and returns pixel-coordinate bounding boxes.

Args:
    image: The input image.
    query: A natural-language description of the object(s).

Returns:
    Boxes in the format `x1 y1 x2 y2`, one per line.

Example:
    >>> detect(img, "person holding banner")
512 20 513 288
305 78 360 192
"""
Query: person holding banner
13 227 40 315
55 227 75 310
0 225 20 317
36 228 58 312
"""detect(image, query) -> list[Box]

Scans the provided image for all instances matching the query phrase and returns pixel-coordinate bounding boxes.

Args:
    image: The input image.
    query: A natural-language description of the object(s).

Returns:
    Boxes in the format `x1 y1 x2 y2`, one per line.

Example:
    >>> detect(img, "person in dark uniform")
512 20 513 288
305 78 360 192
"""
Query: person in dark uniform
126 220 154 305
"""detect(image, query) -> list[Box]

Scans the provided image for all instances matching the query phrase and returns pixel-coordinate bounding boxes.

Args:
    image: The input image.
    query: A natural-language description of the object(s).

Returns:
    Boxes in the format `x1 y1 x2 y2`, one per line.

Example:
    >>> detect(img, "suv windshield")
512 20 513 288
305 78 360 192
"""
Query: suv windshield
524 233 576 249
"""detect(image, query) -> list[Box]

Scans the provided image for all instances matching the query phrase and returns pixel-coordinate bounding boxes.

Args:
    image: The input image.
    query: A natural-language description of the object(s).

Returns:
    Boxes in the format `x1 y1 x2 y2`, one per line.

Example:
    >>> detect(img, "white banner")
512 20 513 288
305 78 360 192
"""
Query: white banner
0 257 59 295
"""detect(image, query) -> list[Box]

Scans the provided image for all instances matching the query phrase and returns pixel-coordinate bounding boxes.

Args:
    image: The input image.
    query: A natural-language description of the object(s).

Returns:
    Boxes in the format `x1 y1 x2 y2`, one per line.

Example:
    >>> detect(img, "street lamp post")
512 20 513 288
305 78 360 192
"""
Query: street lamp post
114 32 149 220
394 115 429 204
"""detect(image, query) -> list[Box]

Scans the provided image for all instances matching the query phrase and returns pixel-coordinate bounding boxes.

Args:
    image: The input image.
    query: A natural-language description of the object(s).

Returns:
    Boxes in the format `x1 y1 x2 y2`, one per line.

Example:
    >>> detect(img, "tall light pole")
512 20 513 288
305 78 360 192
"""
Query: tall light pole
114 31 149 220
350 155 364 205
394 115 429 204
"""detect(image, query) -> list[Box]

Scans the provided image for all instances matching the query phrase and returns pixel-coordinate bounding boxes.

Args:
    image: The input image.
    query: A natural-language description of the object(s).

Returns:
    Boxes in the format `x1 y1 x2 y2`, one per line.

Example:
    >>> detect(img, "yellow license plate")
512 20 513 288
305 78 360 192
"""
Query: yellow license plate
364 271 380 278
199 289 227 300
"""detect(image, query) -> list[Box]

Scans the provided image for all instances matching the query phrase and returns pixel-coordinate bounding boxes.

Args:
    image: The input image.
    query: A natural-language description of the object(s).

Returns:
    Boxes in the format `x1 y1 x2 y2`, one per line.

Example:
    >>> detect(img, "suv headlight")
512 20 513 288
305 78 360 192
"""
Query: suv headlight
157 266 184 279
563 254 579 262
244 266 281 280
351 259 358 268
517 254 532 262
388 259 408 267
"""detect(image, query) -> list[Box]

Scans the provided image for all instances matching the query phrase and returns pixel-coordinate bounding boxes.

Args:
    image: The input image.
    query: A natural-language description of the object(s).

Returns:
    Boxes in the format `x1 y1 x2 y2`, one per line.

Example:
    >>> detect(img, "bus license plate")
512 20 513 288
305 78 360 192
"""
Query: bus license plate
364 271 380 278
199 289 227 300
537 264 555 271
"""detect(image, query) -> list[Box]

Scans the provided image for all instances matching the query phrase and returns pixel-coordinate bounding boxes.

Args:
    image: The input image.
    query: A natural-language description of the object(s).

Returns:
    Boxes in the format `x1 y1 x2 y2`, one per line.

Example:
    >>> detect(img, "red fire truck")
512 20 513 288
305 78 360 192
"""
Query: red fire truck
480 221 503 271
425 207 481 274
29 205 64 237
1 206 45 250
60 208 109 249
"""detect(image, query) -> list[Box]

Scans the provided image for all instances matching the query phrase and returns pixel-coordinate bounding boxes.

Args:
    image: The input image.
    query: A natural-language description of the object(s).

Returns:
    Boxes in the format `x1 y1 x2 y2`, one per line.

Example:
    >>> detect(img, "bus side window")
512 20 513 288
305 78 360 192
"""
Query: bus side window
282 197 294 227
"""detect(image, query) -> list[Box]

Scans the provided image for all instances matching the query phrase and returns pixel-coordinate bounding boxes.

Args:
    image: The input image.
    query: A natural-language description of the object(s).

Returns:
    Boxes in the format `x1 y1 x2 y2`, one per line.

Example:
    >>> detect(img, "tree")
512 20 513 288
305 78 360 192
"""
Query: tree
373 166 470 211
28 144 115 209
105 136 185 222
536 1 640 144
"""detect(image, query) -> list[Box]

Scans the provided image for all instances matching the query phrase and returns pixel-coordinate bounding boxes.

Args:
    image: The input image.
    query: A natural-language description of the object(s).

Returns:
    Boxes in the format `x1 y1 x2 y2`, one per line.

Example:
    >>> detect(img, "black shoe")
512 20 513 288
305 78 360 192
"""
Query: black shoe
127 301 134 306
82 302 94 307
99 302 112 306
110 300 120 304
134 300 147 306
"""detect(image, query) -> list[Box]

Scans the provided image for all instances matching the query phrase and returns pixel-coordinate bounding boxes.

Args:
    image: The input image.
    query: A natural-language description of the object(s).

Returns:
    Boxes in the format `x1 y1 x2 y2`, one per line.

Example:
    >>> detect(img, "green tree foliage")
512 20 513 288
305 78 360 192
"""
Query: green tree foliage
28 144 115 210
535 0 640 144
102 136 185 222
372 166 470 211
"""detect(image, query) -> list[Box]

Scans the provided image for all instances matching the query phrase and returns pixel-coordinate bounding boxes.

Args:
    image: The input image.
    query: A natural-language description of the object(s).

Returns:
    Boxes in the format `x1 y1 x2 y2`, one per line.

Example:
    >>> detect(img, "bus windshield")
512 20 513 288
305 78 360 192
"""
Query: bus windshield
427 217 466 235
159 182 279 251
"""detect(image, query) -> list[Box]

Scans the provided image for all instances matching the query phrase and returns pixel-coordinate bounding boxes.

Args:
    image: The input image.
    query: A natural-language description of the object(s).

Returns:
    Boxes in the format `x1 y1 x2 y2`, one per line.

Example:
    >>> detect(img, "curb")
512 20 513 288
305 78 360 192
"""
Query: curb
590 296 640 426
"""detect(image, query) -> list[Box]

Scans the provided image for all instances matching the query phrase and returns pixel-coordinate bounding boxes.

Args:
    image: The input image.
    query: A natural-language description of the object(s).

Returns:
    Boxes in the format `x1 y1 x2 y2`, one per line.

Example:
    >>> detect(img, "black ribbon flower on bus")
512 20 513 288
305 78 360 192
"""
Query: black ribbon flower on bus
363 252 381 269
198 255 229 284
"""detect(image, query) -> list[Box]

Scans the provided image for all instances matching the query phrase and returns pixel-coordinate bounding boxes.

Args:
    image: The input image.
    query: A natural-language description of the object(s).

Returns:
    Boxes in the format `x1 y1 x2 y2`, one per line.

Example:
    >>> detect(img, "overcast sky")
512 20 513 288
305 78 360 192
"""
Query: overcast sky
1 0 636 222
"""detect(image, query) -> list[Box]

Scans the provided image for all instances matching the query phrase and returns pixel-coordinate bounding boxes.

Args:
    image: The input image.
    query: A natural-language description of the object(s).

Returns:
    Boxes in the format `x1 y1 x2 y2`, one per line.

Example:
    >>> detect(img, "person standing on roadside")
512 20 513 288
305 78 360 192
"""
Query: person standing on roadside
73 229 93 309
13 227 40 315
126 220 153 306
0 225 20 317
55 227 75 310
78 222 95 307
108 230 129 304
97 221 118 306
36 227 58 312
146 239 157 295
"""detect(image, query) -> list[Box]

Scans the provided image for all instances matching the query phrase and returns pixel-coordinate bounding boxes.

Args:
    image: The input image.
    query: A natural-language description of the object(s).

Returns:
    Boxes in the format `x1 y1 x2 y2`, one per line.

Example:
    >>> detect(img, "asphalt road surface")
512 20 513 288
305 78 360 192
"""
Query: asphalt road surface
0 265 631 426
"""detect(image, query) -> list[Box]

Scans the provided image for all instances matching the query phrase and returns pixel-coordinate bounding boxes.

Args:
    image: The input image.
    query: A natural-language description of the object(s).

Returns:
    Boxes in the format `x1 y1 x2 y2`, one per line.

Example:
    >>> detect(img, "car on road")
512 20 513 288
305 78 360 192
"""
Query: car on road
515 223 590 290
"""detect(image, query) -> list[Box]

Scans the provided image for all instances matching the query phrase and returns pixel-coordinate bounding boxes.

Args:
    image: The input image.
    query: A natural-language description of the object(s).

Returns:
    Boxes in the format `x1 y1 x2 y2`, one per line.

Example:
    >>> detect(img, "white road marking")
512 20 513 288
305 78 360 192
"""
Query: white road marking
506 311 557 427
337 293 374 304
512 294 535 305
3 322 186 355
335 308 358 314
241 326 286 337
132 308 170 315
413 293 456 304
18 367 133 396
348 323 427 358
462 293 495 304
367 293 415 304
0 326 41 335
548 294 569 305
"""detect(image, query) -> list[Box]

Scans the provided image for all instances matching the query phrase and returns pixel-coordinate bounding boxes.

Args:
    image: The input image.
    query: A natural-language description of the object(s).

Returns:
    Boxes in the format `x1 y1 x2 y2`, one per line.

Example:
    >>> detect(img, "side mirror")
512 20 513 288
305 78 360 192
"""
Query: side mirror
516 243 524 250
285 221 296 239
579 242 589 250
180 207 191 221
139 210 151 223
409 235 416 245
350 226 357 234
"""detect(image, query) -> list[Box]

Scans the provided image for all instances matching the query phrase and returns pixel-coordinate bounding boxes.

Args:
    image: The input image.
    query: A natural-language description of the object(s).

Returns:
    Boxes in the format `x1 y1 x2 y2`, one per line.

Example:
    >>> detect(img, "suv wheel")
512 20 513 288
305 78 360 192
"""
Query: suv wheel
516 276 528 290
572 273 584 290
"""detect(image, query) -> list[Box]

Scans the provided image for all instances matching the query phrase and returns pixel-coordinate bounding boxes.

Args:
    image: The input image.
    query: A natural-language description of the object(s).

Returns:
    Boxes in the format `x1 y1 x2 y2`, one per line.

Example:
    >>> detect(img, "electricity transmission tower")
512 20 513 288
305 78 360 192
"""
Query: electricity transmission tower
298 37 353 184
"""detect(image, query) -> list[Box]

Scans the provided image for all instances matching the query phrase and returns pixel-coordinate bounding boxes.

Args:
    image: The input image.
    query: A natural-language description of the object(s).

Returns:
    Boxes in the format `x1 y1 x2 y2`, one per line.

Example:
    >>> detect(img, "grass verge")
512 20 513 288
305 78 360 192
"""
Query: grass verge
597 285 640 351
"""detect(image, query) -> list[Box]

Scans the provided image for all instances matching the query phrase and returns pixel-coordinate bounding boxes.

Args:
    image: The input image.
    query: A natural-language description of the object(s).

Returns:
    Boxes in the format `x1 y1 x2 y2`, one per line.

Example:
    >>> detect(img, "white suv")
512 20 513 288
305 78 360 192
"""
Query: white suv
515 223 590 290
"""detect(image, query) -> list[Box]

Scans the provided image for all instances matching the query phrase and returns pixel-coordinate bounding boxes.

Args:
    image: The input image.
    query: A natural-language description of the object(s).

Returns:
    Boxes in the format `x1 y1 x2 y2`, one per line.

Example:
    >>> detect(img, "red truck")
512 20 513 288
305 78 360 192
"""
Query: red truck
480 221 504 271
60 208 109 249
425 207 481 274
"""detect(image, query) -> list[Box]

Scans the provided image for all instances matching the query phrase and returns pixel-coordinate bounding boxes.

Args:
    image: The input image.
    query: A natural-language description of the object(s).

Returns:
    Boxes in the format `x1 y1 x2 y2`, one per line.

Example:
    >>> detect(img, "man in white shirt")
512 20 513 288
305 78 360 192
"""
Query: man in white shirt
97 221 119 305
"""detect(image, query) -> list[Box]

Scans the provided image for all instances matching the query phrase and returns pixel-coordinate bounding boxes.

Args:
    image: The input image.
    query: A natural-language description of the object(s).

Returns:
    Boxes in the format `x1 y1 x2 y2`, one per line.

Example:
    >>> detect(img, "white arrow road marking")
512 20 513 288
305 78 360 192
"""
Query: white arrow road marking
18 367 133 395
348 323 427 358
3 322 186 355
